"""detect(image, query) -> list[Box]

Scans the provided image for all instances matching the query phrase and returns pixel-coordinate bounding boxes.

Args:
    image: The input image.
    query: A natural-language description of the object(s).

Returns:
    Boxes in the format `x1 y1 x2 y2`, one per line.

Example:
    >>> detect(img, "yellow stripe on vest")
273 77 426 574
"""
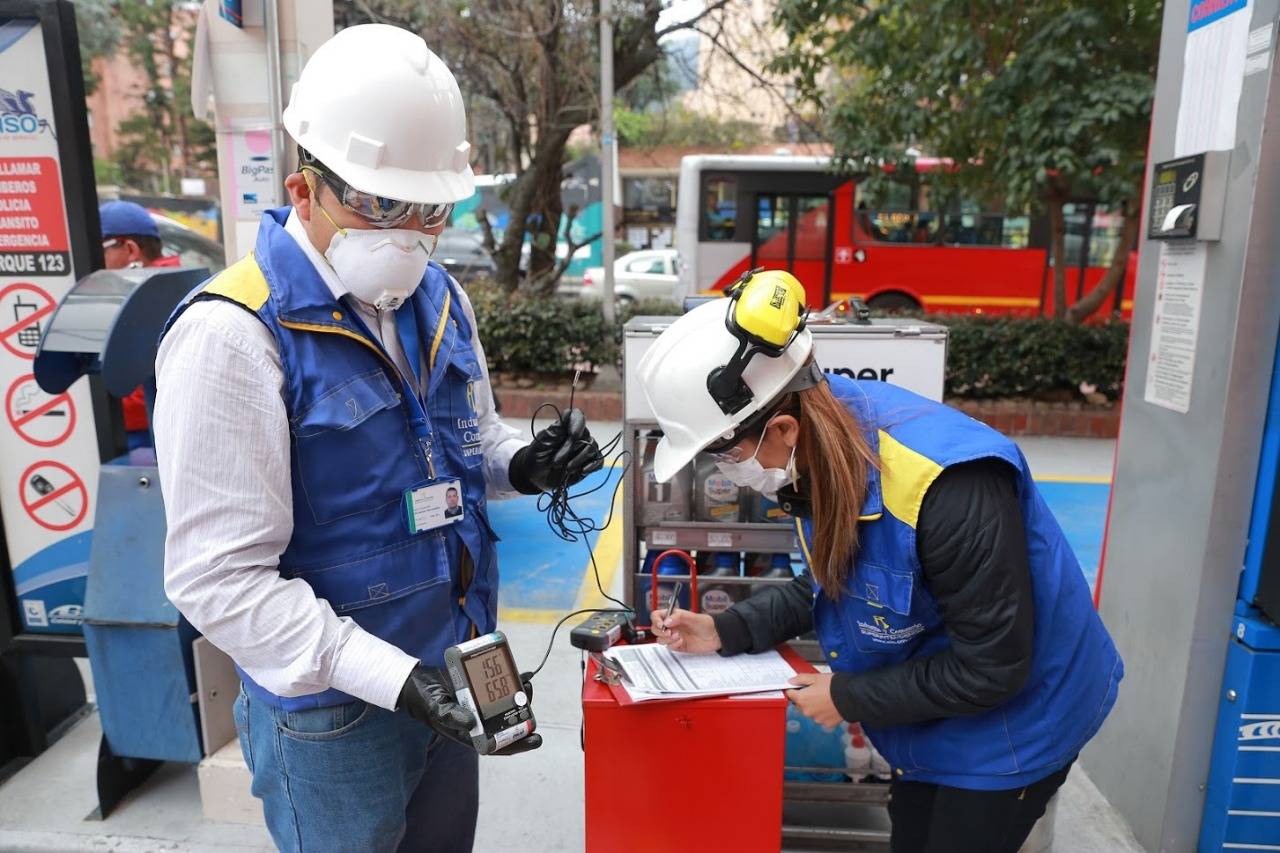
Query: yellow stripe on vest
428 288 451 373
877 430 944 530
200 253 269 311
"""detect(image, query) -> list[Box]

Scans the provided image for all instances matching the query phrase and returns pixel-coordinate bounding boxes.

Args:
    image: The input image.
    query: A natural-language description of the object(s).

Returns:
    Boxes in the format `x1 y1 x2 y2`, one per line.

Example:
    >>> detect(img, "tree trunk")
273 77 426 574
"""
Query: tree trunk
491 129 573 293
1065 202 1139 323
1046 190 1068 320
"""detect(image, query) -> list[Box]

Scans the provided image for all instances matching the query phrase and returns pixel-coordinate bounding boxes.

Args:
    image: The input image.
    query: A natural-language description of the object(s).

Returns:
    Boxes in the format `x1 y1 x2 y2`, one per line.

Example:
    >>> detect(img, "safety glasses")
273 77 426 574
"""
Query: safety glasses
705 432 755 463
303 166 453 230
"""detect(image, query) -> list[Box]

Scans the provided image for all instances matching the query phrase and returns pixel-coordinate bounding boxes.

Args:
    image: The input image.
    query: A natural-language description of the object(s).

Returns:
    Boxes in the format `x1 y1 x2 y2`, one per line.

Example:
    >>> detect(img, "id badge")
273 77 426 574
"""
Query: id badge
405 479 465 534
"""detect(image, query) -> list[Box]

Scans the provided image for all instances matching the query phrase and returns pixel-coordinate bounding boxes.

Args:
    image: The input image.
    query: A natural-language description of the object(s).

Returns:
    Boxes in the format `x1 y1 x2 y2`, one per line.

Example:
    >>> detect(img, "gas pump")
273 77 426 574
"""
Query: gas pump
1079 0 1280 850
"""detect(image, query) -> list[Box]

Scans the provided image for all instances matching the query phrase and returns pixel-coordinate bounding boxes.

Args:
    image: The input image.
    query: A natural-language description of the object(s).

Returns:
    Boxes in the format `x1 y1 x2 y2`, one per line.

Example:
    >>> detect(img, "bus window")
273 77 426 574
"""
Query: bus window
1088 207 1125 268
755 194 791 265
703 176 738 241
854 182 938 244
1053 203 1090 267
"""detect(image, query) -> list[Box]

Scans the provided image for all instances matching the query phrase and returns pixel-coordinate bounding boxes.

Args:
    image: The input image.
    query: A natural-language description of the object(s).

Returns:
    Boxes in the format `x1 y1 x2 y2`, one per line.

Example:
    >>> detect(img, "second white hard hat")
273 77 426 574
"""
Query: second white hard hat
283 24 475 204
636 297 816 483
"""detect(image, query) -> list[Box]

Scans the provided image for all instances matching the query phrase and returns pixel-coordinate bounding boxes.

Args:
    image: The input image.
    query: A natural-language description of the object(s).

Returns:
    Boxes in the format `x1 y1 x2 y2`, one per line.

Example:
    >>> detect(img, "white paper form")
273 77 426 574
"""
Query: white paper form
604 644 798 700
1176 0 1253 157
1144 242 1209 414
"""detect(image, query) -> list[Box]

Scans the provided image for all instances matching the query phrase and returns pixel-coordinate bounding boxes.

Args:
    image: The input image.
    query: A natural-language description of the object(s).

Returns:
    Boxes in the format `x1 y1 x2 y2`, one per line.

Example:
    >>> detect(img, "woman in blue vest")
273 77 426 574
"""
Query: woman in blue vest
638 270 1123 853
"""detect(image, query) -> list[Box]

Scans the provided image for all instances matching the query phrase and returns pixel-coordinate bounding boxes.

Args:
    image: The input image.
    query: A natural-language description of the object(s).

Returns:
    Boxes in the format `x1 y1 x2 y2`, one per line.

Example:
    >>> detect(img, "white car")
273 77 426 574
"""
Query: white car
579 249 682 303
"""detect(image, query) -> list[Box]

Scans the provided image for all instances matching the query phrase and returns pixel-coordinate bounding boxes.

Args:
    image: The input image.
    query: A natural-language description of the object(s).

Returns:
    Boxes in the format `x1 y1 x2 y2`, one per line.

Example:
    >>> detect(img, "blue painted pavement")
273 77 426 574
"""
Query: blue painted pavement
1036 480 1110 591
487 467 621 612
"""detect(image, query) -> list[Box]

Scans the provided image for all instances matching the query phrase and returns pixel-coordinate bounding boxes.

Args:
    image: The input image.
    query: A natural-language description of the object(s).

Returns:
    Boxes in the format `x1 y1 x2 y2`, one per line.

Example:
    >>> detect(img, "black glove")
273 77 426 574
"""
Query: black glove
508 407 603 495
398 665 543 756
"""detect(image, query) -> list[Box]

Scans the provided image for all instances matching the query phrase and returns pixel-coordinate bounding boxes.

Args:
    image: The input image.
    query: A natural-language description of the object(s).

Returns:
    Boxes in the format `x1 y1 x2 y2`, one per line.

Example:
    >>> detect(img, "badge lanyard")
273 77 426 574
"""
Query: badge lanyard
382 289 468 537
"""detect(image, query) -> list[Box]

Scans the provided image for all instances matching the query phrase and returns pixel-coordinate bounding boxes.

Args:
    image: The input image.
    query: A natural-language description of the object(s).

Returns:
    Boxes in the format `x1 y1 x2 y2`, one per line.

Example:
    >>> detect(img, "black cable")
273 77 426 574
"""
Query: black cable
527 607 630 679
522 379 639 681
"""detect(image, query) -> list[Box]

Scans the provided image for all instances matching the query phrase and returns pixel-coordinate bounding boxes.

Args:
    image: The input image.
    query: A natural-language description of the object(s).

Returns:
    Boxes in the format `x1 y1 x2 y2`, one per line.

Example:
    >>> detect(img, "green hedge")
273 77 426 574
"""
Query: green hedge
467 280 680 375
467 282 1130 400
936 314 1129 400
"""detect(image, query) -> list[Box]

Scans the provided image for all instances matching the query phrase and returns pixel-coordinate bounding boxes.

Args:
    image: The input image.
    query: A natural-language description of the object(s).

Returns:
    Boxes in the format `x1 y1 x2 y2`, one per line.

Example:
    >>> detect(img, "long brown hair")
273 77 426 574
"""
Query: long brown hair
770 381 877 596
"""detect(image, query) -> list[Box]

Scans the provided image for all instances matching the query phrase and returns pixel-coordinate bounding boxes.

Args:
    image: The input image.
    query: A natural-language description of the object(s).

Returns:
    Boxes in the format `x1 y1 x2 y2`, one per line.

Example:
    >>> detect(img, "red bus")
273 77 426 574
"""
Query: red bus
675 155 1135 317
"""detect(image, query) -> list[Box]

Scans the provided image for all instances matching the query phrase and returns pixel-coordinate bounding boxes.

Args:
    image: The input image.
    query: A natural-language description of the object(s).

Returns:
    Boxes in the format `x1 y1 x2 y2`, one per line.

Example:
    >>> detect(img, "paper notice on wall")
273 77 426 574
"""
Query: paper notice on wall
1144 242 1209 414
1175 0 1253 157
1245 22 1274 75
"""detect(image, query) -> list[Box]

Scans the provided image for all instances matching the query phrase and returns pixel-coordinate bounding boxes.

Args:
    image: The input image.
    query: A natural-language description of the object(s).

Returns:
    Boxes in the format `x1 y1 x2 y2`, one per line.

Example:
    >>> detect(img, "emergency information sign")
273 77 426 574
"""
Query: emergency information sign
0 16 99 634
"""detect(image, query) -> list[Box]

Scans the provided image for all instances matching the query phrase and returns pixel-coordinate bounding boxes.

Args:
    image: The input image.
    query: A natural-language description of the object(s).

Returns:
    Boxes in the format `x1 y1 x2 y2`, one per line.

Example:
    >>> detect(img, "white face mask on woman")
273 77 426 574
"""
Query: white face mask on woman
714 422 797 501
323 226 437 311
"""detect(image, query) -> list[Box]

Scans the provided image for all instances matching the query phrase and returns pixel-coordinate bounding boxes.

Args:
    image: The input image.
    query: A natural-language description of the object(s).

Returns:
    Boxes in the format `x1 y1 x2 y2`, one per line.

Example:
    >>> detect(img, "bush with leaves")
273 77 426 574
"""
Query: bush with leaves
467 281 1127 399
937 314 1128 401
468 283 616 376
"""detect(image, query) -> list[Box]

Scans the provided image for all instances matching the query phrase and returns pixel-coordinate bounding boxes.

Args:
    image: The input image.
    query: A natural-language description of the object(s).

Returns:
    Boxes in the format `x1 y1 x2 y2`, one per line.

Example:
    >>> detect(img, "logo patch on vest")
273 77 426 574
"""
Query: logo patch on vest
856 615 926 646
457 380 482 459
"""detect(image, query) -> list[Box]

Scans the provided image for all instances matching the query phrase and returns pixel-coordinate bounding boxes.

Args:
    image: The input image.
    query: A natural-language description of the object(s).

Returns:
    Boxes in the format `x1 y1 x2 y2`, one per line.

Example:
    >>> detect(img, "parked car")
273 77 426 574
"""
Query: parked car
435 228 498 285
577 248 681 303
153 215 227 273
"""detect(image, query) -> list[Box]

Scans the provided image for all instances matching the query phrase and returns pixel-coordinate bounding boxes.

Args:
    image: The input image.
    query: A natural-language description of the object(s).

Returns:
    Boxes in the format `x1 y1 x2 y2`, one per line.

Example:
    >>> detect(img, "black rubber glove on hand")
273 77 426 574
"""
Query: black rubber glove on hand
398 665 542 756
508 407 604 495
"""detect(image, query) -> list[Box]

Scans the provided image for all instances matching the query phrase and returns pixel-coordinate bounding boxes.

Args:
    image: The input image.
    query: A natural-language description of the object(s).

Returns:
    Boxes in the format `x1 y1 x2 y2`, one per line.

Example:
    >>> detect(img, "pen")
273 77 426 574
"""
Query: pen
663 581 683 629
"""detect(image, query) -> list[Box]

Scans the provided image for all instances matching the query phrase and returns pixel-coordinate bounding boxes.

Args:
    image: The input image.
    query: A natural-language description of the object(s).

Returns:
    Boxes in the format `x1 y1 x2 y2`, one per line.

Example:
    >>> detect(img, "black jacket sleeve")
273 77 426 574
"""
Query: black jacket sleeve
829 458 1036 728
712 572 815 656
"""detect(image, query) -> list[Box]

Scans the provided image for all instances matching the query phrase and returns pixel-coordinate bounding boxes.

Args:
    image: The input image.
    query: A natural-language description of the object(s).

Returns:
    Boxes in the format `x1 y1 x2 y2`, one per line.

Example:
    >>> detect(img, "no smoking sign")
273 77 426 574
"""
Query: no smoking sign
5 373 74 447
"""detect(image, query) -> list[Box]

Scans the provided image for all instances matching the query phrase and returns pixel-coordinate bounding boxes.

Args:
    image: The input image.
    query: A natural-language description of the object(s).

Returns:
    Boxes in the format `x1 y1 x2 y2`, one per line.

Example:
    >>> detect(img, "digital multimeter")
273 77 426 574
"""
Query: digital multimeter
443 631 536 754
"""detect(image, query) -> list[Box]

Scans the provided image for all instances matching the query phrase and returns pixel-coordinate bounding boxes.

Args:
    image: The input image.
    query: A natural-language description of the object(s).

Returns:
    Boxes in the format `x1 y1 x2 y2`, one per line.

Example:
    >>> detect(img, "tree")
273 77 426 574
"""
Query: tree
73 0 122 96
340 0 735 293
111 0 217 193
773 0 1161 322
614 104 764 149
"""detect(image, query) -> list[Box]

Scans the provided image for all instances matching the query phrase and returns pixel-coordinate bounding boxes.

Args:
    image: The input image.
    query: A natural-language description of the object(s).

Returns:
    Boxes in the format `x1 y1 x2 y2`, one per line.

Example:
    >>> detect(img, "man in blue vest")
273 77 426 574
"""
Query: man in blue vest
153 25 600 853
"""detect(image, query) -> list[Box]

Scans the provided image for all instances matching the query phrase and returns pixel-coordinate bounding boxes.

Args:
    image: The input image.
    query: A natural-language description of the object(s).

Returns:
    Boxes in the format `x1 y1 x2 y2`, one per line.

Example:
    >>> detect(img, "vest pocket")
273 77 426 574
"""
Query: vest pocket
291 370 411 524
292 370 401 436
842 562 926 655
287 536 450 615
906 710 1021 776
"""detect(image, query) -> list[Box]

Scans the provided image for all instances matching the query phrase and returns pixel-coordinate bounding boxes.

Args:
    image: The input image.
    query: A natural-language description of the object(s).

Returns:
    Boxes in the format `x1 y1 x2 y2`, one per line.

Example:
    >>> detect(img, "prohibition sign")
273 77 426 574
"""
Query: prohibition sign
5 373 75 447
19 460 88 532
0 282 56 360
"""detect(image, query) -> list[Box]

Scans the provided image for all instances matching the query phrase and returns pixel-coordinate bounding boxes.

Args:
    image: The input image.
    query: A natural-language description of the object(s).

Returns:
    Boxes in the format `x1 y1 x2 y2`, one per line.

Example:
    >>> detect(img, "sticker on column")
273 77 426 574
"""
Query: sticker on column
5 373 74 446
19 460 88 531
0 282 54 359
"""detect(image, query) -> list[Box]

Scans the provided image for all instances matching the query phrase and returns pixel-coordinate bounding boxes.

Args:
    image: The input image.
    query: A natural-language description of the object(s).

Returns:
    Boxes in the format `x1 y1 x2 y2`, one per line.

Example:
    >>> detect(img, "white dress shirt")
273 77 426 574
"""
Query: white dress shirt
154 211 525 711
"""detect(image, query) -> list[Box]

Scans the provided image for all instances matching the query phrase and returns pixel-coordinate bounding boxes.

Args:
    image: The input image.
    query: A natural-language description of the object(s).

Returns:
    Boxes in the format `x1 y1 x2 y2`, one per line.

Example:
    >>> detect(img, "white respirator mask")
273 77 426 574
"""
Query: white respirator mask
324 226 436 311
305 167 437 311
714 423 798 501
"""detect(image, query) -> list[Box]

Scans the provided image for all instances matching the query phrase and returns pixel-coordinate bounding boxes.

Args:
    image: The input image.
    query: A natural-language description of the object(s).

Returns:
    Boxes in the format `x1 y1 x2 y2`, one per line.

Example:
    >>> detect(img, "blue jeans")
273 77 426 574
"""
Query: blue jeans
233 685 478 852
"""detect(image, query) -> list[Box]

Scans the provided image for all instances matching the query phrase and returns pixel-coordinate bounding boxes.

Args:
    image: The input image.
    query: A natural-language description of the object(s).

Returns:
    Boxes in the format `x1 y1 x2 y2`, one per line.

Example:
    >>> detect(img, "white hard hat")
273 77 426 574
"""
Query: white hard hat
283 24 475 204
636 297 817 483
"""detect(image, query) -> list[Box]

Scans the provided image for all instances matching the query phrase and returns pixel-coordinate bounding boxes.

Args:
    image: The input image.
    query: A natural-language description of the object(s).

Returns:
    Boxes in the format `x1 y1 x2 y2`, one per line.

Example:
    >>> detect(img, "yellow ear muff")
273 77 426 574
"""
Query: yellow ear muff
730 269 808 350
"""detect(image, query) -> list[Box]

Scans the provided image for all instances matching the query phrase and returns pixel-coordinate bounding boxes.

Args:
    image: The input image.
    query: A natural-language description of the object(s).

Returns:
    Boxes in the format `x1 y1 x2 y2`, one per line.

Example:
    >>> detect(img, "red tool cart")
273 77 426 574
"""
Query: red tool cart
582 645 813 853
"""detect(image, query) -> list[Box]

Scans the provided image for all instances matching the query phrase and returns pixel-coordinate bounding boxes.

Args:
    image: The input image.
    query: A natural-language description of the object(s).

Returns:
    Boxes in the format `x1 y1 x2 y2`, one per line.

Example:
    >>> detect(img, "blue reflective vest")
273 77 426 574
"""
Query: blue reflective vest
801 377 1123 790
161 209 500 710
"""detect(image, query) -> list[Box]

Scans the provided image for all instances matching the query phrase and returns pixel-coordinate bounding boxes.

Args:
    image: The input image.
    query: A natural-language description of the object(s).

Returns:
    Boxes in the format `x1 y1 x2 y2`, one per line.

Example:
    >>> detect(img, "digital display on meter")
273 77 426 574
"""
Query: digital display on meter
462 644 519 719
444 631 537 754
